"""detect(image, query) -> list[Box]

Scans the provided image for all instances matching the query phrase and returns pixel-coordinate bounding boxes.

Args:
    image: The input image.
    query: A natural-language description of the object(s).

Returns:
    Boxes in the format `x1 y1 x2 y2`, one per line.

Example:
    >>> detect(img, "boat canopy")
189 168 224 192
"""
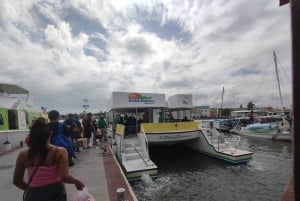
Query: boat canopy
0 83 29 94
0 83 41 111
167 94 193 109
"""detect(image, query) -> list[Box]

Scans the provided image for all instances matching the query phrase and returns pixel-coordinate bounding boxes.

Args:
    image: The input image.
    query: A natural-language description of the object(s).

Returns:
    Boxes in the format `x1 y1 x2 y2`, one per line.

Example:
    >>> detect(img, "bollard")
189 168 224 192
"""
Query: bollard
116 188 125 201
20 141 23 147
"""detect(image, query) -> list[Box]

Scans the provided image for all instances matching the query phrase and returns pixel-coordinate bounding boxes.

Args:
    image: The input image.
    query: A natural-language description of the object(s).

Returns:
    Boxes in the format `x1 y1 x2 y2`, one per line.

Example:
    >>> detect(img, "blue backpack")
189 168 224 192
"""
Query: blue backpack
51 122 74 158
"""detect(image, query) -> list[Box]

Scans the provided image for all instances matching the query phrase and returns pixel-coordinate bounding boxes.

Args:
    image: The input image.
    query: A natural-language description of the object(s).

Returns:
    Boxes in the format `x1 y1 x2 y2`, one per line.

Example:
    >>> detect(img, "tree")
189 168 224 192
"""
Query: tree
247 101 255 110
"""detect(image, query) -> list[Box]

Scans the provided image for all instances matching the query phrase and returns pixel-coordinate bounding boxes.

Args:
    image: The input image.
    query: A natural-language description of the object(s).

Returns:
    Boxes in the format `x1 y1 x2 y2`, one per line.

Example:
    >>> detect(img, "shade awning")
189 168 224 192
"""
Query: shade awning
0 83 29 94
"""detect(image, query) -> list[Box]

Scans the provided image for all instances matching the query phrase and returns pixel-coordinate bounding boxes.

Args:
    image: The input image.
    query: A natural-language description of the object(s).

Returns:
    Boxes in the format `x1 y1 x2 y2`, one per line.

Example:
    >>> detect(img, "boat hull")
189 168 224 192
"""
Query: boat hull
230 128 291 142
0 130 29 152
142 122 200 145
146 130 200 145
186 129 253 164
122 160 158 182
112 125 158 182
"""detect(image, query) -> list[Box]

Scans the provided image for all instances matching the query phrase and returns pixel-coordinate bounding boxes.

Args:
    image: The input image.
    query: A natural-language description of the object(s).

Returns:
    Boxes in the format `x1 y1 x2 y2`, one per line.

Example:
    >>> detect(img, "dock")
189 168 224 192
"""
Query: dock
0 142 138 201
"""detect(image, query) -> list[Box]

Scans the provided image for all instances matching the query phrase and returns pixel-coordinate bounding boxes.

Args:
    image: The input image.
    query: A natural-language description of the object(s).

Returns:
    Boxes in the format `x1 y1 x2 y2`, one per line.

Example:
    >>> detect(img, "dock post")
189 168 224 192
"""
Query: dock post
116 187 125 201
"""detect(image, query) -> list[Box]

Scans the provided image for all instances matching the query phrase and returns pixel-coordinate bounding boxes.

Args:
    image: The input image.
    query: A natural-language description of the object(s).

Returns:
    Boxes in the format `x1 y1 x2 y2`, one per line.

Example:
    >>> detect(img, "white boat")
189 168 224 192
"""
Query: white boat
107 92 253 181
230 127 291 142
0 83 45 151
230 116 291 142
230 52 292 142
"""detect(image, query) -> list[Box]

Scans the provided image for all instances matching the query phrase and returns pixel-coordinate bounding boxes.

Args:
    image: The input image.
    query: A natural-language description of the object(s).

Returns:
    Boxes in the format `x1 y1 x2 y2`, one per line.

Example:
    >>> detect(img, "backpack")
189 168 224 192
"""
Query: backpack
51 122 74 158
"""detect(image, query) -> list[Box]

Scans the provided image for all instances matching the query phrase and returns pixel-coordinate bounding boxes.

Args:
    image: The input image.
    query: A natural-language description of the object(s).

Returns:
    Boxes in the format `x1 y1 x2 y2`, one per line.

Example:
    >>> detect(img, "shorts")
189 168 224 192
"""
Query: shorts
100 128 107 136
84 131 92 138
70 132 81 140
24 182 66 201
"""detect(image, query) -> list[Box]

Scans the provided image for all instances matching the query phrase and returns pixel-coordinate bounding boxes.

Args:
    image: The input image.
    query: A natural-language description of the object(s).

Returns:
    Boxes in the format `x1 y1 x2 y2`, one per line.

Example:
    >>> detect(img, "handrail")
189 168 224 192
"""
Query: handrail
131 143 152 166
227 135 241 151
203 126 240 152
233 119 241 130
140 126 149 159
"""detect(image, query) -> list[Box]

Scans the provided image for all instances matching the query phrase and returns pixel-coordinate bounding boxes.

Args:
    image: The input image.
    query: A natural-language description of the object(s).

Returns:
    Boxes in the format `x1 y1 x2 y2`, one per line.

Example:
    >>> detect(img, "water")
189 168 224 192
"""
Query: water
131 137 293 201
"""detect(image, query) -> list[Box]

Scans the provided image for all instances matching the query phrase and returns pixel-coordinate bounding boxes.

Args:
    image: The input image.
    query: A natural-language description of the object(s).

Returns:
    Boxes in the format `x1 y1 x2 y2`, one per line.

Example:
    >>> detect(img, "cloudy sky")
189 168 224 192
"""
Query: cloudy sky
0 0 292 114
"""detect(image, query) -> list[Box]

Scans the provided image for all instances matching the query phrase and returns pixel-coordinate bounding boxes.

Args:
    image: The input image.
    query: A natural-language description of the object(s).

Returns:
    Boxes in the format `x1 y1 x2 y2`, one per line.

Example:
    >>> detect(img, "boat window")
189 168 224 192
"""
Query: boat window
0 114 4 125
8 110 18 129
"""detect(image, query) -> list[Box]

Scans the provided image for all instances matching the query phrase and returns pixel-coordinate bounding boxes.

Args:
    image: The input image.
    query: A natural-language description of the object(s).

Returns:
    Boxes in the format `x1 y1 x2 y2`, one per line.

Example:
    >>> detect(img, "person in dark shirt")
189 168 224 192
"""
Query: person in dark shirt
48 110 75 166
48 110 70 139
64 114 82 152
82 113 95 148
248 110 254 124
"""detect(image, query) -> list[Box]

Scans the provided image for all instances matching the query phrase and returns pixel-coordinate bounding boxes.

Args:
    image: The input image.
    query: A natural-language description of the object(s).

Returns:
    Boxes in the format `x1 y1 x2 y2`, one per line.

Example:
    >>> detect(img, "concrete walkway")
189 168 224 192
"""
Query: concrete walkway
0 142 138 201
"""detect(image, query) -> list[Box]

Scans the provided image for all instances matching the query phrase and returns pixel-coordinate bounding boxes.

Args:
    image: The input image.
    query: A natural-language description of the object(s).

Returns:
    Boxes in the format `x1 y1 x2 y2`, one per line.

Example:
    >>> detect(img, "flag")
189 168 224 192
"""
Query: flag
280 0 289 6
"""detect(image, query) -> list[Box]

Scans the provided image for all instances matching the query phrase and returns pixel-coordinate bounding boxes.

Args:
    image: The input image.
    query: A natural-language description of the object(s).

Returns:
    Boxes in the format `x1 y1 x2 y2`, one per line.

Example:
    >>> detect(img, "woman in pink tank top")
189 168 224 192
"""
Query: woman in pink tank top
13 117 85 201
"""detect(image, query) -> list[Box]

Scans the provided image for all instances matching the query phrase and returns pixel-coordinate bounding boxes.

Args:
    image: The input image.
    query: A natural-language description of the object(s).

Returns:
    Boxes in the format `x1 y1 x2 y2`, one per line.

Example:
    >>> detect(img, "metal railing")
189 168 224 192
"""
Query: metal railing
227 135 241 151
204 126 240 152
140 126 149 159
130 143 152 166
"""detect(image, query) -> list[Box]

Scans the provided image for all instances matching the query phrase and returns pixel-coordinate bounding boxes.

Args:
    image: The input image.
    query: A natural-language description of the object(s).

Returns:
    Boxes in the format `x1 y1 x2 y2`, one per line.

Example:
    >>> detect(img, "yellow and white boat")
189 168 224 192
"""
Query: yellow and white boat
107 92 253 181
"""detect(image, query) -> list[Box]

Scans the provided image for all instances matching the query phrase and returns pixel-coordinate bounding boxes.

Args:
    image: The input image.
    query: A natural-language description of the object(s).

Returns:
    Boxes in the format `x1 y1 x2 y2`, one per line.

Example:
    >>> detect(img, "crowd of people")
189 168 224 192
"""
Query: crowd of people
13 110 106 201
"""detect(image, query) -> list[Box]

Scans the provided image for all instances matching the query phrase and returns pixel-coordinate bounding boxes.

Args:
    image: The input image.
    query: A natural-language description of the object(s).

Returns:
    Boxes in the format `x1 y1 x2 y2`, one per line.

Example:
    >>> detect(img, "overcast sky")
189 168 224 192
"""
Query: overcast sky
0 0 292 114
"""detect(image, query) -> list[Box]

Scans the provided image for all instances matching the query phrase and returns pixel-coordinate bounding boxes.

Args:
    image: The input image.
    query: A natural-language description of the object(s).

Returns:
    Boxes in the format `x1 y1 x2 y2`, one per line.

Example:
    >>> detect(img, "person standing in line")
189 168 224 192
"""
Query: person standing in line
64 114 82 152
97 116 107 141
82 113 95 148
48 110 75 166
113 114 120 138
92 118 98 145
158 112 164 123
13 117 84 201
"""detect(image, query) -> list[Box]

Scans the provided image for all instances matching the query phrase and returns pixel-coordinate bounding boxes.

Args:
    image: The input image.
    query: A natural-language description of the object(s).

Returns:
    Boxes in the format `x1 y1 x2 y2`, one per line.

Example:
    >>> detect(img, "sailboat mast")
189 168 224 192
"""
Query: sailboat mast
273 51 284 115
220 86 224 117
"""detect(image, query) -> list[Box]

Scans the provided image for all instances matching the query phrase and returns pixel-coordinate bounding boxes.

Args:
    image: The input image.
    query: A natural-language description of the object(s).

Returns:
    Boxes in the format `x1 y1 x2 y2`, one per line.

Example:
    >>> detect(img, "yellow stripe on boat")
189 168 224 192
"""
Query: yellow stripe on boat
141 122 199 133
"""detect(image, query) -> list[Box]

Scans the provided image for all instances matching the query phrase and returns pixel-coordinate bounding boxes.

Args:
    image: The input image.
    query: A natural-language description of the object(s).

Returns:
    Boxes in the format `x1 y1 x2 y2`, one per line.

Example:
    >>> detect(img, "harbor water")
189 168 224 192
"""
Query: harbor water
131 136 293 201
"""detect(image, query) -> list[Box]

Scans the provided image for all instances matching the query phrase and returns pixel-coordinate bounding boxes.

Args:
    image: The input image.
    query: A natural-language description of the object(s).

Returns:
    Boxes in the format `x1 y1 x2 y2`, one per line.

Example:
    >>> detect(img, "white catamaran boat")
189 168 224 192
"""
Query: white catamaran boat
107 92 253 181
0 83 45 151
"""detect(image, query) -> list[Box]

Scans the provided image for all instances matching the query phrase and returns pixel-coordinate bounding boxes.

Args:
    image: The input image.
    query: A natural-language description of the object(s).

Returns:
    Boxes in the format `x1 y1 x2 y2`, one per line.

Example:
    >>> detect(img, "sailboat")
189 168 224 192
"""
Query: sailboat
230 51 292 142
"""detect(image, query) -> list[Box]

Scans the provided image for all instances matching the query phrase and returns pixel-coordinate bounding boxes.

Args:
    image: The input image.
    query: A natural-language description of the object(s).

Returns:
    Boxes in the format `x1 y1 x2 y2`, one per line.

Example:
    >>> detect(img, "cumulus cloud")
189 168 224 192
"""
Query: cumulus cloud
0 0 292 113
